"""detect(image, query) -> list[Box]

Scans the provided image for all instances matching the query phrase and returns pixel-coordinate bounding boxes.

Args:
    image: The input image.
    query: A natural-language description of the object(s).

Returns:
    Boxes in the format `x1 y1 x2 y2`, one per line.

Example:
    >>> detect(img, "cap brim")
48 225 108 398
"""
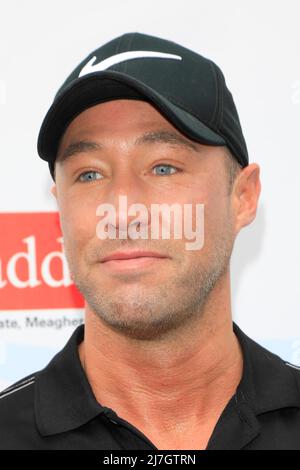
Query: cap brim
37 70 226 167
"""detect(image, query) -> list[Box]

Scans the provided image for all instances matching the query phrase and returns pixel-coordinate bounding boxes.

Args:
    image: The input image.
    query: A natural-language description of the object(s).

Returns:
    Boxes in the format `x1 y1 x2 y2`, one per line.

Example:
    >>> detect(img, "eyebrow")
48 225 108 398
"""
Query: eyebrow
57 130 200 165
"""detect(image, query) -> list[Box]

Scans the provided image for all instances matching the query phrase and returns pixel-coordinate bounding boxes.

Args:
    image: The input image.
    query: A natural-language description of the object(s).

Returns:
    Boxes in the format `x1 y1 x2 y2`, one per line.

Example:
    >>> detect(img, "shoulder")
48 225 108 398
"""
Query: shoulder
0 373 38 449
236 322 300 383
284 360 300 383
0 374 36 401
284 361 300 372
253 334 300 388
0 373 36 402
0 373 37 414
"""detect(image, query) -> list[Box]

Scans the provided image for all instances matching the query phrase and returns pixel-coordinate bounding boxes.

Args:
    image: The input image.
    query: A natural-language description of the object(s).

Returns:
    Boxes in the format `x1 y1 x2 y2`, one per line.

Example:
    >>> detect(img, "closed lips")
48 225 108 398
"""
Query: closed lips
101 251 167 262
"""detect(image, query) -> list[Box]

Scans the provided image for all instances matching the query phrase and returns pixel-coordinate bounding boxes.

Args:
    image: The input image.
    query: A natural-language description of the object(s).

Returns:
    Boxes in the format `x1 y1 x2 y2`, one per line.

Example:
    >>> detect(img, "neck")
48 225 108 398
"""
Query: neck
78 272 243 444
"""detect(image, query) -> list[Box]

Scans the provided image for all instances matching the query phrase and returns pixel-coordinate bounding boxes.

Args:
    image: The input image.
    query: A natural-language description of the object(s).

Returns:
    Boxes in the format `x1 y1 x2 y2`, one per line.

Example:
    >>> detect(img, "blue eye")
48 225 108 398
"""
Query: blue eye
78 171 102 182
152 164 178 176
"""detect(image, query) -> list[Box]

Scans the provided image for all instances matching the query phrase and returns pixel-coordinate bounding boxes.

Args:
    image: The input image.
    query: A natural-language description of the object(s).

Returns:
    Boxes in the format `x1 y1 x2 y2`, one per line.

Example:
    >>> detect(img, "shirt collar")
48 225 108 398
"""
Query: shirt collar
35 321 300 437
206 323 300 449
233 322 300 414
35 324 105 436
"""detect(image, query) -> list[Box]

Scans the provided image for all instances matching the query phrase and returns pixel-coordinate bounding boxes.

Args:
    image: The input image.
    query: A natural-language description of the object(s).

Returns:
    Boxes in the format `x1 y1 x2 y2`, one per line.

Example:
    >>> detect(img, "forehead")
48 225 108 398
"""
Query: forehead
57 99 207 158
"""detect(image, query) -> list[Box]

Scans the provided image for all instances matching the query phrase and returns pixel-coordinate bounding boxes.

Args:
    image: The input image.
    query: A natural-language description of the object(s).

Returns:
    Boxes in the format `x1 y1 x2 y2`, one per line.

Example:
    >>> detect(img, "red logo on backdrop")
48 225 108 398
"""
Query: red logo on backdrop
0 213 84 310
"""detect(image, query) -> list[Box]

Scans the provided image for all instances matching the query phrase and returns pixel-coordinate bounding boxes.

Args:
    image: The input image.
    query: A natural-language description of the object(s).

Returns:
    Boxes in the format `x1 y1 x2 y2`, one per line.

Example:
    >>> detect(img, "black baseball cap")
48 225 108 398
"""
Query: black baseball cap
37 32 249 180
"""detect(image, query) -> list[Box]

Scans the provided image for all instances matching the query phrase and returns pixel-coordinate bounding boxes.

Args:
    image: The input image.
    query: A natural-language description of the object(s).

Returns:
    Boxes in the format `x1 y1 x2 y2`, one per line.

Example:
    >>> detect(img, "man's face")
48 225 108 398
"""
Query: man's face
52 99 245 340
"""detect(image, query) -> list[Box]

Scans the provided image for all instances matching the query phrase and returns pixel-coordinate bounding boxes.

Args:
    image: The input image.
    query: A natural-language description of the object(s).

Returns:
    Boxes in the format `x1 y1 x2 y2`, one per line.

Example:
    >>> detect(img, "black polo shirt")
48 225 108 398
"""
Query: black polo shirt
1 321 300 450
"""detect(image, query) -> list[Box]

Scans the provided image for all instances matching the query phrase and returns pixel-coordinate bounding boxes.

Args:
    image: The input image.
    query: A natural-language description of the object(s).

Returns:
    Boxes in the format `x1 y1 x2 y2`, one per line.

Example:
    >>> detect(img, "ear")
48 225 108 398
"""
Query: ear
232 163 261 237
51 184 57 199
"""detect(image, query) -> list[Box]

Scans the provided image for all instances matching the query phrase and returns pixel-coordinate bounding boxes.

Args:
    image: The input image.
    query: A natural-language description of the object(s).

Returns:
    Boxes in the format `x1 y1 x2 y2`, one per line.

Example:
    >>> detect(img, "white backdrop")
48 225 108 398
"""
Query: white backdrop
1 0 300 390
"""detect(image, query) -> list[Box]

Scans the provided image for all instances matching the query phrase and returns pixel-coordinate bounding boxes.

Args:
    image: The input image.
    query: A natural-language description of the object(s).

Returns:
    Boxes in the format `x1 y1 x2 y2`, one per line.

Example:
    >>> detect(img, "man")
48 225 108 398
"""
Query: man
1 32 300 450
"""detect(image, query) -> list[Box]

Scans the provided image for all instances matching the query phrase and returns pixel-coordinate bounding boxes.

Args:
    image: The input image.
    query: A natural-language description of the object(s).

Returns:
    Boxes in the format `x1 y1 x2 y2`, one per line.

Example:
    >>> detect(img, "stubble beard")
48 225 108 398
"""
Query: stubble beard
69 229 234 341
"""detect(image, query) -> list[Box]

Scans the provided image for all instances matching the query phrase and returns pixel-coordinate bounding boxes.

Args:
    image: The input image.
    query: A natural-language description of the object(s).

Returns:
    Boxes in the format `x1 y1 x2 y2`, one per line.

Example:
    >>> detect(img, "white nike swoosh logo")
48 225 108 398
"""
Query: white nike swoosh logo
78 50 182 77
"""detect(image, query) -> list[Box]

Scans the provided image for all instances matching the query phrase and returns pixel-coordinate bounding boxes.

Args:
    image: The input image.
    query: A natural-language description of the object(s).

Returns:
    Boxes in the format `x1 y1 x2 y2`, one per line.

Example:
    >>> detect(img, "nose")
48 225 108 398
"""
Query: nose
101 170 151 238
